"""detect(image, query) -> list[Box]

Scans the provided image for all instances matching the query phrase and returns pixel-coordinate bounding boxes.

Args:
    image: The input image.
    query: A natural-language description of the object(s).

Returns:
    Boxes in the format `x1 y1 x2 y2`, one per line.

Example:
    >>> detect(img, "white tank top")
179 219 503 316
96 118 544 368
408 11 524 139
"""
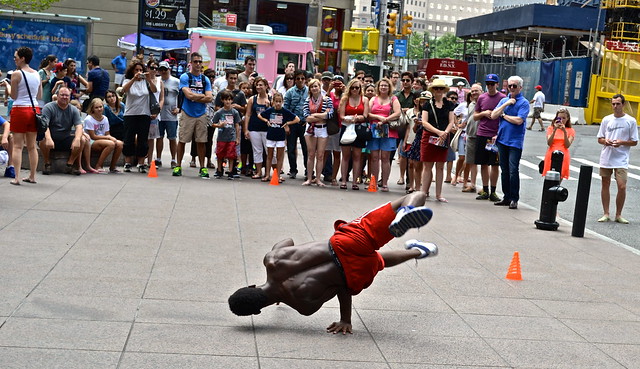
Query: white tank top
14 70 41 107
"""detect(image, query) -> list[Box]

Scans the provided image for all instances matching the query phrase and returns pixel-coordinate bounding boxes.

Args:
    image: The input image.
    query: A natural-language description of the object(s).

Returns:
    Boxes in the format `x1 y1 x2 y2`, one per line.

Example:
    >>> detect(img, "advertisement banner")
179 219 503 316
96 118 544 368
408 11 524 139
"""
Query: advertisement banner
0 17 88 73
142 0 190 32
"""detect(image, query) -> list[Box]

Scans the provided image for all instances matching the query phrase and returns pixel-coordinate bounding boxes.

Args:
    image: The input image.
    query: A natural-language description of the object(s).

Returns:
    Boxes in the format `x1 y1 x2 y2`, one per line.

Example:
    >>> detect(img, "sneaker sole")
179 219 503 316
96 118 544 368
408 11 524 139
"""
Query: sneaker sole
389 207 433 238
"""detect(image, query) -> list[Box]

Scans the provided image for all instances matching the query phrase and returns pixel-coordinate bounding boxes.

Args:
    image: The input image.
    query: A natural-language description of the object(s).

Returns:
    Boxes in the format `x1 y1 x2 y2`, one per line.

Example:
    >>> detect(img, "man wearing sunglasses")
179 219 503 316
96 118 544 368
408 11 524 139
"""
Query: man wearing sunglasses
473 74 505 202
490 76 530 209
284 69 309 179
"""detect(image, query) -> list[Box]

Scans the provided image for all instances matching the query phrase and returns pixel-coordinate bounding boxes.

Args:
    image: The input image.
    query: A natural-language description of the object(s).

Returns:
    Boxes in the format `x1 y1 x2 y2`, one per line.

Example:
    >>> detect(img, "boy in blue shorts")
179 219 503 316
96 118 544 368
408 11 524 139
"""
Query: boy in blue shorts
259 92 299 183
211 90 242 179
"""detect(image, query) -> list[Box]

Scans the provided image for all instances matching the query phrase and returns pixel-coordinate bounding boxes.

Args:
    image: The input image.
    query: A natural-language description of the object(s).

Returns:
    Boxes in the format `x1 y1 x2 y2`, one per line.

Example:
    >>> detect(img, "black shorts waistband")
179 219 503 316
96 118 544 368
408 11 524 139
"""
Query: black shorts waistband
315 124 327 128
328 241 347 285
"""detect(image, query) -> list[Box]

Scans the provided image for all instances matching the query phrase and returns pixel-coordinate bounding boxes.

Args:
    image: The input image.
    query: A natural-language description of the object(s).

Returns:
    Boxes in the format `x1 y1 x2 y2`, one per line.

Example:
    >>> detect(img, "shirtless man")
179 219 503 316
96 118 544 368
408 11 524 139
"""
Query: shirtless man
228 191 437 334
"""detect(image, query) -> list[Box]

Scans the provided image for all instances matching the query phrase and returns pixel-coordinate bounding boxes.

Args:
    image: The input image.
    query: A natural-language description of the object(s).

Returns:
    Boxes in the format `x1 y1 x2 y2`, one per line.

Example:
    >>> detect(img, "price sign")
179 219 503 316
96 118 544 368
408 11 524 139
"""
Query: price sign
142 0 190 32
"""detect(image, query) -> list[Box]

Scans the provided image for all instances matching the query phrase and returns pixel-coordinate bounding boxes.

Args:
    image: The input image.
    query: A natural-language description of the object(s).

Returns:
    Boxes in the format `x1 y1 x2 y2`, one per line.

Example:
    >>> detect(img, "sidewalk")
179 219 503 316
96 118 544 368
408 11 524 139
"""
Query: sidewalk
0 165 639 368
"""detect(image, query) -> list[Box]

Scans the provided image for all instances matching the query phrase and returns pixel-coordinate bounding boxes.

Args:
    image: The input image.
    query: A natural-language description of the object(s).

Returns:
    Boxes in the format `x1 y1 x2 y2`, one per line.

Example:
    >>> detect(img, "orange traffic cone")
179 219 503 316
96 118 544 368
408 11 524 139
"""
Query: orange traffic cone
505 251 522 280
367 175 378 192
269 169 279 186
147 160 158 178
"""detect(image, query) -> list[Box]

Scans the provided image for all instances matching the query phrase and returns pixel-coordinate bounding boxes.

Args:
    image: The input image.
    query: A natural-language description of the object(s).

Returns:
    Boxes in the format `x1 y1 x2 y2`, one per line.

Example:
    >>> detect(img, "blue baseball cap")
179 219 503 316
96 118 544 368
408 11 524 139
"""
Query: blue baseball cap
485 74 499 83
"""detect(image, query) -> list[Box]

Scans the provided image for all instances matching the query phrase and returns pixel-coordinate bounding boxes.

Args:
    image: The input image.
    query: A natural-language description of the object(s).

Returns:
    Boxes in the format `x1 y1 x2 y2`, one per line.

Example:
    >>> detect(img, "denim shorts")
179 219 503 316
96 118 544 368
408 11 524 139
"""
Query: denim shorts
159 120 178 139
366 137 397 152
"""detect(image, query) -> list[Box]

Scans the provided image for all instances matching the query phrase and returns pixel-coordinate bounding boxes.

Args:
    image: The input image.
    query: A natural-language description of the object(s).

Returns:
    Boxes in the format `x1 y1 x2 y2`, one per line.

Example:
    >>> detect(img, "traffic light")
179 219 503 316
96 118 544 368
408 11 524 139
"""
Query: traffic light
367 30 380 53
386 13 398 35
402 14 413 36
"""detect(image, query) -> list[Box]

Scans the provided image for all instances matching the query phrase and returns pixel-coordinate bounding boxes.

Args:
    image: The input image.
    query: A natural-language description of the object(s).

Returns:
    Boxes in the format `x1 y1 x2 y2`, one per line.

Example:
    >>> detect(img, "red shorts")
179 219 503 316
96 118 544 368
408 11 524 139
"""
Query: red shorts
329 202 395 295
10 106 39 133
215 141 237 160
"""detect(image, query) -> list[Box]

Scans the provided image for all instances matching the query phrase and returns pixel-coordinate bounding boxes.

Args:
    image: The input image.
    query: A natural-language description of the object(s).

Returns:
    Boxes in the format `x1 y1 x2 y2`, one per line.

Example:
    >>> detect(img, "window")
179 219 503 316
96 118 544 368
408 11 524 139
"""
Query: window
443 26 448 32
444 15 448 21
436 14 441 20
428 24 433 30
445 5 449 10
429 3 434 8
437 4 441 9
363 6 367 12
428 14 433 19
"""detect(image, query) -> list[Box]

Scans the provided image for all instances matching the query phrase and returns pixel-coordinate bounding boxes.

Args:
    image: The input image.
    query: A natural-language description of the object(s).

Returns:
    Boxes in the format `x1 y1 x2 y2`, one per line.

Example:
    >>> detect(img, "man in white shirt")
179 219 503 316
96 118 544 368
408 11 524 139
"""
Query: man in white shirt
597 94 638 224
528 85 545 131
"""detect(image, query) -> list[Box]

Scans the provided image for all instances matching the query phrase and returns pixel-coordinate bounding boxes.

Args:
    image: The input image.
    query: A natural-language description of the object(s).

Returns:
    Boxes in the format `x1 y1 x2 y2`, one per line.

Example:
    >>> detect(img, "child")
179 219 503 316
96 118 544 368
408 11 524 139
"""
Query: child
258 92 299 183
84 98 124 173
211 90 242 179
0 115 14 178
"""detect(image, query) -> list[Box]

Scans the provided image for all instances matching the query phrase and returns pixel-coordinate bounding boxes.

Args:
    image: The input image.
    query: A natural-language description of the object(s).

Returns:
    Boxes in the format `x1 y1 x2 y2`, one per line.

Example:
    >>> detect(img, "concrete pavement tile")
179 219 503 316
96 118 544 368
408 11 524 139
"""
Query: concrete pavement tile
0 208 25 228
440 295 551 317
0 317 131 351
119 352 259 369
374 333 508 366
125 322 256 356
560 319 640 344
390 364 509 369
0 347 120 369
359 310 478 338
260 357 389 369
14 295 139 322
144 278 241 302
32 276 147 298
460 314 584 341
136 300 236 326
425 276 521 298
353 291 454 313
486 338 626 368
47 259 153 279
595 343 640 369
532 299 639 321
503 280 605 301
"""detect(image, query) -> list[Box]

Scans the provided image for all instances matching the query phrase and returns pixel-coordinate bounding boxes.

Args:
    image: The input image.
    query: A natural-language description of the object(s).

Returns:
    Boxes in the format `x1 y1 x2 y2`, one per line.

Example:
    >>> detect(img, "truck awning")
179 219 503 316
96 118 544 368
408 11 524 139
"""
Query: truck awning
117 33 190 52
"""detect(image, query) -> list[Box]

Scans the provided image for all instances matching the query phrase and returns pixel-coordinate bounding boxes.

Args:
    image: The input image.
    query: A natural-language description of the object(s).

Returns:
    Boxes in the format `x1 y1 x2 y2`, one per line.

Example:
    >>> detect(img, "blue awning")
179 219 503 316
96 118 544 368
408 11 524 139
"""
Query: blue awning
117 33 190 52
456 4 605 39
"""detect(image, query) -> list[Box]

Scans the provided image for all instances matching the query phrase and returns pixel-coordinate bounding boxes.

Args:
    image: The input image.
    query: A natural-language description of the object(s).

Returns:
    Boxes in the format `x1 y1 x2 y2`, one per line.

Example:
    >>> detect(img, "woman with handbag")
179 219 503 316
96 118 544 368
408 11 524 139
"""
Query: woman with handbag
420 79 456 202
302 78 333 186
366 78 401 192
146 60 164 168
121 61 157 173
338 78 369 190
9 47 42 185
244 77 271 180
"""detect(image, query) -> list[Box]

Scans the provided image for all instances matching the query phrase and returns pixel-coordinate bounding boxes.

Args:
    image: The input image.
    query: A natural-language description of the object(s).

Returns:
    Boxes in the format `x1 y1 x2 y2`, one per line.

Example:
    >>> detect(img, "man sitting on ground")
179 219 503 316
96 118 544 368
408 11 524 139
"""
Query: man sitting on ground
41 87 87 175
229 191 437 334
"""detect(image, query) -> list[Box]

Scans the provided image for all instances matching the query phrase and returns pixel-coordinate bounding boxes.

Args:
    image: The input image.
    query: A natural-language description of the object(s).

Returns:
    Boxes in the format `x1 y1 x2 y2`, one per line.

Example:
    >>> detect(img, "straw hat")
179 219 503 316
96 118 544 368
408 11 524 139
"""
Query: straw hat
428 79 450 93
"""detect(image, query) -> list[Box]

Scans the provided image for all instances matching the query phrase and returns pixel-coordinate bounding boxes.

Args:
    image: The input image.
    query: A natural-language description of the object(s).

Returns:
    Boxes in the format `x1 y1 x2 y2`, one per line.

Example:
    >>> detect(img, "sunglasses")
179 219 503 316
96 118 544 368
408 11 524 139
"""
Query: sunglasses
295 77 305 81
286 77 294 80
402 79 412 82
449 96 458 99
192 60 203 64
432 87 446 91
350 86 361 90
508 84 519 88
149 66 157 70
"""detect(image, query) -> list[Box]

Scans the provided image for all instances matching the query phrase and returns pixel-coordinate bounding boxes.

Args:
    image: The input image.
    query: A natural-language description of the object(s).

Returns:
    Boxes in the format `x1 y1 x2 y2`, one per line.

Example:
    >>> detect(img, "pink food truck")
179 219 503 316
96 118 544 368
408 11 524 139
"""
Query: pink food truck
189 25 315 85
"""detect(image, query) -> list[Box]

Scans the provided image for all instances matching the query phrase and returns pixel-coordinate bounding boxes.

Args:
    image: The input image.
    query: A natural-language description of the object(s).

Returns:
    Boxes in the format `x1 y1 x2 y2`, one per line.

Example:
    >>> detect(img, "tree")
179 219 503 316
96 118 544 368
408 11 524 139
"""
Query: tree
0 0 59 12
431 32 465 59
408 31 429 60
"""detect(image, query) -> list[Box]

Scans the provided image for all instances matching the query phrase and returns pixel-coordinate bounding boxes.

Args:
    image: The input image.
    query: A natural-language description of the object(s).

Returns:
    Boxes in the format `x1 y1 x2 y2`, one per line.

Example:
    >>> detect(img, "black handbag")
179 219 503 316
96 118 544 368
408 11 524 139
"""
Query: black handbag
21 70 49 135
326 114 340 135
147 81 161 115
355 122 372 141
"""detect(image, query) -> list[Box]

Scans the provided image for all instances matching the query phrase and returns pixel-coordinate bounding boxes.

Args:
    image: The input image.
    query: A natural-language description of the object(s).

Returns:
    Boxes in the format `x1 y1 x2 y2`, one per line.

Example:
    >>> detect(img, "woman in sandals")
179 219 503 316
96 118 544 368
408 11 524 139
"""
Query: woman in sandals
302 78 333 187
367 78 401 192
9 46 42 185
420 79 456 202
84 98 124 173
244 77 271 180
338 78 368 190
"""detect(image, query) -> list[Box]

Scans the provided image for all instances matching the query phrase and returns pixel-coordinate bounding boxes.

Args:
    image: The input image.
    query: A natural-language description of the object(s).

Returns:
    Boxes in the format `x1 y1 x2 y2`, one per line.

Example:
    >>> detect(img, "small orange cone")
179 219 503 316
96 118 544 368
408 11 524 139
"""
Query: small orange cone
147 160 158 178
505 251 522 280
269 169 279 186
367 175 378 192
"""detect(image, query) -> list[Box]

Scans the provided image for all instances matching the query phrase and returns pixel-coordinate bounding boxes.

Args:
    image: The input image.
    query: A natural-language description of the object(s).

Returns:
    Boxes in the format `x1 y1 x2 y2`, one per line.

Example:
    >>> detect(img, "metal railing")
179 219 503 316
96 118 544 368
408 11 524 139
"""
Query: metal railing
601 0 640 8
610 22 640 41
198 11 213 28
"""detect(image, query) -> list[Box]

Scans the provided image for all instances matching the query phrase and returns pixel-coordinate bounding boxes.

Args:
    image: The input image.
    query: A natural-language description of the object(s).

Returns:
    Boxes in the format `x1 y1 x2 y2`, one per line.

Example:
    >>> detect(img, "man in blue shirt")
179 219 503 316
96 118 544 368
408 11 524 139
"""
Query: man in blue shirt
111 50 128 88
284 69 309 179
83 55 110 112
173 52 213 178
490 76 530 209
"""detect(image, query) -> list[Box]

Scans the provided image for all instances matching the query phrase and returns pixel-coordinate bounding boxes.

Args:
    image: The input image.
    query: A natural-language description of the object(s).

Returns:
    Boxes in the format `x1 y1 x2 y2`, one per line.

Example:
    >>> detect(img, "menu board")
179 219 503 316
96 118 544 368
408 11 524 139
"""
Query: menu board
142 0 190 32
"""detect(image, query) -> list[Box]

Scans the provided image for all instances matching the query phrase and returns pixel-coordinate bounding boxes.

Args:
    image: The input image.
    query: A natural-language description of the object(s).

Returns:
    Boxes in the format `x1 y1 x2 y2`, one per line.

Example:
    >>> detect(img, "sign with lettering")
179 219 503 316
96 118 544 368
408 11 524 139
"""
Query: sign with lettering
142 0 190 32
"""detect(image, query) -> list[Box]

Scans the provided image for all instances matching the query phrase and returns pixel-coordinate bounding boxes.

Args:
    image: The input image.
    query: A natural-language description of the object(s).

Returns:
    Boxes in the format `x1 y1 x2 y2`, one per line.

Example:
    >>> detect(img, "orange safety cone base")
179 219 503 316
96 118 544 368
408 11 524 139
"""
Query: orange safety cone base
148 160 158 178
368 175 378 192
269 169 279 185
505 251 522 280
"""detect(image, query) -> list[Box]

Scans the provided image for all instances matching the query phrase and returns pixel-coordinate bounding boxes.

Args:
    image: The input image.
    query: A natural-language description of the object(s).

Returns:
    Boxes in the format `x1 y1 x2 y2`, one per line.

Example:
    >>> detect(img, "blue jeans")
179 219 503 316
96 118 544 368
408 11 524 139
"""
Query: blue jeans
497 142 522 202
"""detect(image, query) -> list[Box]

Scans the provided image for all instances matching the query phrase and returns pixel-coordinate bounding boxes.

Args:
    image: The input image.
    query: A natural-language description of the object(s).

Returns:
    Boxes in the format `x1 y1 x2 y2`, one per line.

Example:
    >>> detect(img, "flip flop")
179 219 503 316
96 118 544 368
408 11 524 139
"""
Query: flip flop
437 197 448 203
9 180 20 186
22 178 37 184
261 177 270 182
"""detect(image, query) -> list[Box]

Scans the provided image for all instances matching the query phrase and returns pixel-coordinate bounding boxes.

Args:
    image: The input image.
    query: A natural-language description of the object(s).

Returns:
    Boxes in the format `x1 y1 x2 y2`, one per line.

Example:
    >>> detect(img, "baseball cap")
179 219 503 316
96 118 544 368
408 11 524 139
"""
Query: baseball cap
53 62 65 73
457 81 465 86
333 75 344 82
158 61 170 69
419 90 432 99
485 74 499 83
535 85 542 90
321 71 334 80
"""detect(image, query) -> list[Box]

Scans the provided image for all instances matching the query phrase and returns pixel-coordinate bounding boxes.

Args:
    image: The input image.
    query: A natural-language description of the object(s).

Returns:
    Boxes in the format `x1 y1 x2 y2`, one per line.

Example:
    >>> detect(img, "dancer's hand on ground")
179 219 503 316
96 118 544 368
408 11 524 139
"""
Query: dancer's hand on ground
327 321 352 335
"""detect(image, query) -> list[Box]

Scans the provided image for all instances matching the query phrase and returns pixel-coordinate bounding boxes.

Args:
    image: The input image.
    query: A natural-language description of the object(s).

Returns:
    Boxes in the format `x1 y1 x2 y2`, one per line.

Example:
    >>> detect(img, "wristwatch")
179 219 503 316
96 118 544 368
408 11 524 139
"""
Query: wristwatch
501 113 506 118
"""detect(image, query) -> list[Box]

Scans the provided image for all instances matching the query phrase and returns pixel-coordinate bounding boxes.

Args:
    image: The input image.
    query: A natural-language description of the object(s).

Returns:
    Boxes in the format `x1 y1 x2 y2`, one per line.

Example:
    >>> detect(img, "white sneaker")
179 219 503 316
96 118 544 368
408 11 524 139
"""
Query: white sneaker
389 206 433 237
405 239 438 259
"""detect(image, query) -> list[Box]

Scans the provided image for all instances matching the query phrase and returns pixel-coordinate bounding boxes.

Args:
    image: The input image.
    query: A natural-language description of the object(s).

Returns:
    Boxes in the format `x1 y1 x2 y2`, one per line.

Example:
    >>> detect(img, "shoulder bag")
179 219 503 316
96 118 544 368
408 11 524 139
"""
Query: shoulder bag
21 70 49 135
388 96 406 130
427 99 449 149
324 96 340 135
147 81 161 116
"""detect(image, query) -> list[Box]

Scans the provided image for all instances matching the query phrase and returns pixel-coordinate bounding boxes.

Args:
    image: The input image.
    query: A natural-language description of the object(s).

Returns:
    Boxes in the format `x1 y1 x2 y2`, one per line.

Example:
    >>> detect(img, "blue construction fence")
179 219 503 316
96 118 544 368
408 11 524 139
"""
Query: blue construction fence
469 57 591 107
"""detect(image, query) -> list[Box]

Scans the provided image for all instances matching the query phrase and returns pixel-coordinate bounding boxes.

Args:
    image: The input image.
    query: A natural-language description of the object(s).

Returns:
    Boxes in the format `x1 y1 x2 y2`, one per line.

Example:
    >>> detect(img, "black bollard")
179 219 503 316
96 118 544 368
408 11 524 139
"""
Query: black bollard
572 165 593 237
550 149 564 173
535 170 569 231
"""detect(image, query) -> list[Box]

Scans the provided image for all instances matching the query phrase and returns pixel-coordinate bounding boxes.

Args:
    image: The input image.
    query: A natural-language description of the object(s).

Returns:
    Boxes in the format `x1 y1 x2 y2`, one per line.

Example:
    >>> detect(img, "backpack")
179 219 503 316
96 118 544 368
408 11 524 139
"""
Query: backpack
177 72 194 112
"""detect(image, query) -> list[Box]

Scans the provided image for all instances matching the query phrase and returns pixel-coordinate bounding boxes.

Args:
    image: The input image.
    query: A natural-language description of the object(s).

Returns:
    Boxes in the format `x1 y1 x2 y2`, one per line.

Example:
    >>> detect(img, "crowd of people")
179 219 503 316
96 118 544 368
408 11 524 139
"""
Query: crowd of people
1 46 637 222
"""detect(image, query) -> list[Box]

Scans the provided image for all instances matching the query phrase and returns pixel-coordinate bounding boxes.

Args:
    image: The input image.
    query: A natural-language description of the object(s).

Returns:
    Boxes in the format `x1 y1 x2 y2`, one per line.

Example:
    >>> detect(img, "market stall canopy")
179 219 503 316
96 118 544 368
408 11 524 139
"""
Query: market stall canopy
117 33 190 52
